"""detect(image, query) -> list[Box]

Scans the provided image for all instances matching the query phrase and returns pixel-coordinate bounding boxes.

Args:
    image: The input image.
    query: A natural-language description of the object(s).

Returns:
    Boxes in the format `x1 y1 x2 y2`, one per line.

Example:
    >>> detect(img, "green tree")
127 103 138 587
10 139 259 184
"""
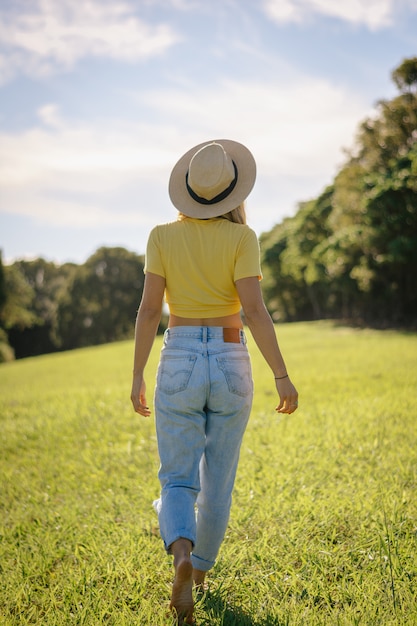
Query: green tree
347 81 417 323
260 218 296 321
57 247 145 350
392 57 417 93
260 186 336 322
260 57 417 326
0 264 40 330
11 258 76 355
0 251 15 362
0 251 6 314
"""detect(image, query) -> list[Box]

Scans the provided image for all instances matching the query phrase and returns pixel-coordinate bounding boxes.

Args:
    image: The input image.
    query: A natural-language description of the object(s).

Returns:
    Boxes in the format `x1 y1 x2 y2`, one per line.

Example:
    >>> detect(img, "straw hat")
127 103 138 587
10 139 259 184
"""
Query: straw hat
168 139 256 218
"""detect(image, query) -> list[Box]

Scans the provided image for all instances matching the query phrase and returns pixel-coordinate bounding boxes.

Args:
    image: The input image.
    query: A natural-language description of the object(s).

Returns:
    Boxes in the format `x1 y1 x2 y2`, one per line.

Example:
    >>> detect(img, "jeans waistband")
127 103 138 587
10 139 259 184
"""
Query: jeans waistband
164 326 246 345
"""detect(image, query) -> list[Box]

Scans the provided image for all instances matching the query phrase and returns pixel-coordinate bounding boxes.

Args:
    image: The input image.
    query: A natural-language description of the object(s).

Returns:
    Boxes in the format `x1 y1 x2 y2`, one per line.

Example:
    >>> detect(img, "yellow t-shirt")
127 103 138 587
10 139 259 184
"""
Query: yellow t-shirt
145 217 262 317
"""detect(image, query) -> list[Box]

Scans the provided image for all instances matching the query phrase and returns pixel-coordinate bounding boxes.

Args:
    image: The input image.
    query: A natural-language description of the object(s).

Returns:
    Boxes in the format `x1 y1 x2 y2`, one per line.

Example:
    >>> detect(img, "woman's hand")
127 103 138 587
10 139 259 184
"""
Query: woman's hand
131 374 152 417
275 377 298 414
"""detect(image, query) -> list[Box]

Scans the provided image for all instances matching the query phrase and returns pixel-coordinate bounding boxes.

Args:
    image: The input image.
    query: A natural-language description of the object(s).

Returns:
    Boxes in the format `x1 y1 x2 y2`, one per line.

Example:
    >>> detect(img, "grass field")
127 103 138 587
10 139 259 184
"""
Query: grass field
1 321 416 625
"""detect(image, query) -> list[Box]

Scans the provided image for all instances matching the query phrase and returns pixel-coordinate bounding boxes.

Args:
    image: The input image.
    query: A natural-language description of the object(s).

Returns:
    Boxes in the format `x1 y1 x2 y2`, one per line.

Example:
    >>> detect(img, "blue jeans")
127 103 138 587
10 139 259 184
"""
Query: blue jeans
153 326 253 572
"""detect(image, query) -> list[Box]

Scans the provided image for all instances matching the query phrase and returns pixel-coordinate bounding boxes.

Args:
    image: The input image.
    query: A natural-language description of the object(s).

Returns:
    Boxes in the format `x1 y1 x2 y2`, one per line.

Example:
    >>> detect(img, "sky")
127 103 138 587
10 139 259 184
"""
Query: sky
1 0 416 265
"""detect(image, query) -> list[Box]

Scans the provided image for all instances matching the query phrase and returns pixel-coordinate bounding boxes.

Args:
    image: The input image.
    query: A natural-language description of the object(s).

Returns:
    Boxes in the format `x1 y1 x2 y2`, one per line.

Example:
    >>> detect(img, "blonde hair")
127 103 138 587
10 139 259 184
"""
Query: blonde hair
177 203 246 225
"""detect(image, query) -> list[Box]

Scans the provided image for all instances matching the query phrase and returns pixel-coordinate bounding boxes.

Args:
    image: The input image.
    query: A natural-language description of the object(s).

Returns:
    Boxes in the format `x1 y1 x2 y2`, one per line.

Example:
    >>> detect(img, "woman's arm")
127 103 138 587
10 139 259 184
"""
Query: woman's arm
235 276 298 414
131 272 166 416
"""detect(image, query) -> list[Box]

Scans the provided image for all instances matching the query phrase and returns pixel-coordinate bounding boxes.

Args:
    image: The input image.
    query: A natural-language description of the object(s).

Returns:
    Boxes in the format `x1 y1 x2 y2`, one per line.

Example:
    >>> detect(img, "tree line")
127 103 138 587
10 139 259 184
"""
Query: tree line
260 57 417 327
1 58 416 361
0 247 150 361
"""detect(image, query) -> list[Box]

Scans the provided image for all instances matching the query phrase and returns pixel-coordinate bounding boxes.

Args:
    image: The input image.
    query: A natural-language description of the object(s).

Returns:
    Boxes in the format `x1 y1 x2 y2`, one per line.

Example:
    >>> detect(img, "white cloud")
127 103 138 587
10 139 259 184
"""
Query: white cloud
139 77 369 177
262 0 402 30
0 0 180 83
0 77 370 235
0 109 177 226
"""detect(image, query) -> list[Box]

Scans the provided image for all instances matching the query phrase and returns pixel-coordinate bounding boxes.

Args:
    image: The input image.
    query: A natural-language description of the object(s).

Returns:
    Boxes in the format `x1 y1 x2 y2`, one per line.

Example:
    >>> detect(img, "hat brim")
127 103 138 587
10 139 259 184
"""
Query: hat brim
168 139 256 218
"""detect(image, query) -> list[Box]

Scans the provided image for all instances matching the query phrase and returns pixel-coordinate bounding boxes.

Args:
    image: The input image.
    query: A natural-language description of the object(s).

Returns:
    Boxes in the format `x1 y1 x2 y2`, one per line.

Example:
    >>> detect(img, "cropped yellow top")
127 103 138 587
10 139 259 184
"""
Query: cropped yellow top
144 217 262 317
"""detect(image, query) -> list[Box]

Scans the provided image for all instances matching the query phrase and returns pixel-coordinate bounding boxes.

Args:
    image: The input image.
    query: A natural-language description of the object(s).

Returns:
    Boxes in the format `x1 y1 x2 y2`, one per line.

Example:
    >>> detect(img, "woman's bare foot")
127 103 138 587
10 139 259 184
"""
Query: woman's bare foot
193 568 207 593
170 540 194 625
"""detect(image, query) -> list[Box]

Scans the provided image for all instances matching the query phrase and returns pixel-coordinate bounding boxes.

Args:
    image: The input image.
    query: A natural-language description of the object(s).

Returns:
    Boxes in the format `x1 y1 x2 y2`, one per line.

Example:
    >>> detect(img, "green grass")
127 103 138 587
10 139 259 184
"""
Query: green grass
1 321 416 625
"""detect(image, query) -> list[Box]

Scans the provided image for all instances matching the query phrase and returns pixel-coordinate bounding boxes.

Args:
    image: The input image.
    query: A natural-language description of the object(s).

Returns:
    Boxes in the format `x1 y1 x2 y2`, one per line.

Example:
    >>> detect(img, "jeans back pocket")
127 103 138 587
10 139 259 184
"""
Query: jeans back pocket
216 355 253 397
158 354 197 395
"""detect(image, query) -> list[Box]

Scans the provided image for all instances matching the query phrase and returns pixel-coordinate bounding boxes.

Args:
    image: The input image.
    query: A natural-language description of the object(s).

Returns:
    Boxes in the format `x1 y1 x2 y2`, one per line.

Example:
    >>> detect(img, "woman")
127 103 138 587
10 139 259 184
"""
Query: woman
131 139 298 625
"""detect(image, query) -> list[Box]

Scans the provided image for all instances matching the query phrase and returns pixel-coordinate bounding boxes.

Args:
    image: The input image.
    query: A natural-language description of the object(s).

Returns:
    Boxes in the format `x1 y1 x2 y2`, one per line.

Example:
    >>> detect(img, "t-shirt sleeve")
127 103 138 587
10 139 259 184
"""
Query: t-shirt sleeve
234 227 262 282
144 226 166 277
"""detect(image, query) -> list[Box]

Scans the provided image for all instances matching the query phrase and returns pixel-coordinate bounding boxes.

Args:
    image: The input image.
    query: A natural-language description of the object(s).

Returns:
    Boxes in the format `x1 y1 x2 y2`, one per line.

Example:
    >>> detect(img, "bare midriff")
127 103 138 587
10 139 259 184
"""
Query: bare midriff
169 312 243 329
